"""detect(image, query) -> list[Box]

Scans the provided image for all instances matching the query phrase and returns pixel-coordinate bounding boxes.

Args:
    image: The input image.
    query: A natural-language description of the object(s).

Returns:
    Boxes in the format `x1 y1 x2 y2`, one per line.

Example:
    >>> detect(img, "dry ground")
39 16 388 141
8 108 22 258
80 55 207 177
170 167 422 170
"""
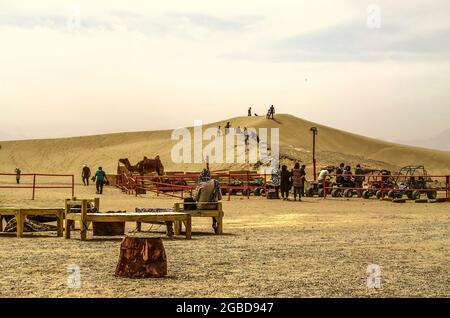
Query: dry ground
0 184 449 298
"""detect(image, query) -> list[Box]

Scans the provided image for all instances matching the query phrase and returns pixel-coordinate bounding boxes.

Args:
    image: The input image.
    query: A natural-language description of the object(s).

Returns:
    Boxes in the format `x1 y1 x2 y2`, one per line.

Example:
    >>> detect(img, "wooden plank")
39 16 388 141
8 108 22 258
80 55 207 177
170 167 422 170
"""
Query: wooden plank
65 219 72 239
84 214 188 222
185 216 192 239
16 211 23 238
56 211 63 237
80 200 87 241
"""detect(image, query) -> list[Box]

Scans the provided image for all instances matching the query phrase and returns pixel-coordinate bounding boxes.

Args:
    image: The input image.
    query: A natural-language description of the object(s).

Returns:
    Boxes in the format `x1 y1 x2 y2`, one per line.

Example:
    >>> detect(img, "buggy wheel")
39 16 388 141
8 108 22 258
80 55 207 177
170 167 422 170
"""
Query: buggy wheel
362 190 370 199
412 191 421 200
427 191 437 200
331 189 341 197
242 189 250 196
406 191 413 200
254 188 261 196
318 188 325 197
344 189 353 198
388 190 395 199
376 190 383 199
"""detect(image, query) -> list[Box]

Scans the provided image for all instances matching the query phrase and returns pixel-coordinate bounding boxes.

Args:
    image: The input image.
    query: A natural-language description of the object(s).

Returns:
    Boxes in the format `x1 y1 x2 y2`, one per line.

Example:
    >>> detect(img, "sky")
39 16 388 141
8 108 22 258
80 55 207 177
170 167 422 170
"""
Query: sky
1 0 449 143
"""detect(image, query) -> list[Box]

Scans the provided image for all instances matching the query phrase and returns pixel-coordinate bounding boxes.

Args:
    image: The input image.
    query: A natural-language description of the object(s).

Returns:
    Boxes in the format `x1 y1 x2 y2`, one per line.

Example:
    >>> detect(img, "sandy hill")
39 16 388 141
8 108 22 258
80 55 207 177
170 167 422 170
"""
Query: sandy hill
0 114 449 177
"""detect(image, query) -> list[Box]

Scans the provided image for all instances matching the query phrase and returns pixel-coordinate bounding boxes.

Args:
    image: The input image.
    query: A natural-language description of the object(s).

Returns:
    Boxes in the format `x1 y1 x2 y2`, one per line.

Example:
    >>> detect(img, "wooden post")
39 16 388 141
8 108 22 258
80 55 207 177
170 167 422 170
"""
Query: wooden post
64 199 71 239
94 197 100 211
80 199 87 241
16 210 23 238
56 210 63 237
217 202 223 235
71 175 75 198
0 216 3 232
32 174 36 200
185 216 192 239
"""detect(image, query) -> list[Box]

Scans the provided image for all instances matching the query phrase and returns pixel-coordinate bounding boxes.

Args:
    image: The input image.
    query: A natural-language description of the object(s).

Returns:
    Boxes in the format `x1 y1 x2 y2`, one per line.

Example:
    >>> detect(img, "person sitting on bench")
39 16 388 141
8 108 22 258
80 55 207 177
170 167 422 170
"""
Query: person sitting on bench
195 168 222 233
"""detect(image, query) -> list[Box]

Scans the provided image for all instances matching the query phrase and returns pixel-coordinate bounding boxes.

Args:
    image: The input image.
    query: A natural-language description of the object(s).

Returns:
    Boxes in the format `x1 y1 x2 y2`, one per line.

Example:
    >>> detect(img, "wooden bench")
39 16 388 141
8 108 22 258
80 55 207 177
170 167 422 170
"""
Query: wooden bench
173 202 223 235
0 207 64 238
65 199 191 240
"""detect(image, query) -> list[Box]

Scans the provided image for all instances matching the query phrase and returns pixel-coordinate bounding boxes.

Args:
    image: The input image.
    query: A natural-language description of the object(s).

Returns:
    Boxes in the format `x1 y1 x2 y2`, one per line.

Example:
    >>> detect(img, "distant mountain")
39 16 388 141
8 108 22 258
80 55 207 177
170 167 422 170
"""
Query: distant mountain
398 129 450 152
0 131 29 141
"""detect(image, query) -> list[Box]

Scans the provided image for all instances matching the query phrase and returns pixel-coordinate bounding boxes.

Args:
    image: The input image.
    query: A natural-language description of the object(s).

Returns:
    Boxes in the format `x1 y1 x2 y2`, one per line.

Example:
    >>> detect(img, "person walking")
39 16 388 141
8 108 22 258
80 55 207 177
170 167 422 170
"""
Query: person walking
280 165 292 200
248 107 252 116
243 127 249 145
354 164 364 197
271 164 281 199
291 163 303 201
15 168 21 184
82 164 91 186
94 167 108 194
217 125 222 136
270 105 275 119
225 122 231 135
300 164 307 196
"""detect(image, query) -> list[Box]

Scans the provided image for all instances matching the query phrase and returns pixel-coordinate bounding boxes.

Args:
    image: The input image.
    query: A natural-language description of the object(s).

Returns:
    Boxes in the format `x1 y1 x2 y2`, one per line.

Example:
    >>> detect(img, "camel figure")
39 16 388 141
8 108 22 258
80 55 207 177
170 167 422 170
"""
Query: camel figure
139 155 164 176
118 158 141 174
118 156 164 176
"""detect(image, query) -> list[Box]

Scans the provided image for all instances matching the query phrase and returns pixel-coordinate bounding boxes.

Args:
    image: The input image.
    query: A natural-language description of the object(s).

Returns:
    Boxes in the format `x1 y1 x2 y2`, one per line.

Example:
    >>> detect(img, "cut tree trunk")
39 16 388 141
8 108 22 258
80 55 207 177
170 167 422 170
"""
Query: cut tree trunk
115 236 167 278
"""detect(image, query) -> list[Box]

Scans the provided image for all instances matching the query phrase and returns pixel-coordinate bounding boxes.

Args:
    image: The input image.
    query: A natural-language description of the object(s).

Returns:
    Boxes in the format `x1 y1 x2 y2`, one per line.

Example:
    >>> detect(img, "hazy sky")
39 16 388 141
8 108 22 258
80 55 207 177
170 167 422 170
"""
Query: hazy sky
1 0 449 142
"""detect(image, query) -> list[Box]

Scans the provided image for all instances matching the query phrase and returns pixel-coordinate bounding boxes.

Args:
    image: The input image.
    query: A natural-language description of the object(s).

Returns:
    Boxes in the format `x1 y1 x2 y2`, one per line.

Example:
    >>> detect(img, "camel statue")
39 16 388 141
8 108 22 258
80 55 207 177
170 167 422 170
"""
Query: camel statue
118 158 141 175
118 156 164 176
138 155 164 176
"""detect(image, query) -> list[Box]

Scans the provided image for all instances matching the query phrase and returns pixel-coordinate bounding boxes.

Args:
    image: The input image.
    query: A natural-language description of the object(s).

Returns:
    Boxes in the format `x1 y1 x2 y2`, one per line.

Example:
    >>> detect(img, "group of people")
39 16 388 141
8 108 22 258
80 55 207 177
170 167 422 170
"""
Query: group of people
81 164 108 194
217 122 260 145
247 105 276 119
271 163 307 201
317 163 364 188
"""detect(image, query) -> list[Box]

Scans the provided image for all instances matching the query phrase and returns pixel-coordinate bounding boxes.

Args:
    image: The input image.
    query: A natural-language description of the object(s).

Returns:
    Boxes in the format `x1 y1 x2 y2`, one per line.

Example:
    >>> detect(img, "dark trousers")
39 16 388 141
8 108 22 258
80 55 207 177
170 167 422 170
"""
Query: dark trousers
274 186 280 199
96 181 104 194
16 178 20 184
293 186 302 199
281 187 289 199
82 176 89 186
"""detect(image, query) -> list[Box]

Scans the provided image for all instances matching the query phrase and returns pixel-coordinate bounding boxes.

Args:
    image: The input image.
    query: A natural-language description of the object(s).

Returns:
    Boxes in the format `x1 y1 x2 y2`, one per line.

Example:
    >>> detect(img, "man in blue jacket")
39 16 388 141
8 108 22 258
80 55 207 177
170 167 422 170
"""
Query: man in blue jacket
94 167 108 194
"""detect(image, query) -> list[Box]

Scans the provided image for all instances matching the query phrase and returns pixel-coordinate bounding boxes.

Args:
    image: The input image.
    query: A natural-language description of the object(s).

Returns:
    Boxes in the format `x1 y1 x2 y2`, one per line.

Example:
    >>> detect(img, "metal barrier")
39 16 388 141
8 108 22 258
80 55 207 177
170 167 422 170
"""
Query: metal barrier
117 171 270 201
0 173 75 200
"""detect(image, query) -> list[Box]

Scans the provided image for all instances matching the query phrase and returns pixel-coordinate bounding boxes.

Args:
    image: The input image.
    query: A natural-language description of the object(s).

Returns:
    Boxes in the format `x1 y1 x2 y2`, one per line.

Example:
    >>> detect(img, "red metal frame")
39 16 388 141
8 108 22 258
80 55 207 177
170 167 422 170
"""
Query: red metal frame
116 171 270 201
321 173 449 201
0 173 75 200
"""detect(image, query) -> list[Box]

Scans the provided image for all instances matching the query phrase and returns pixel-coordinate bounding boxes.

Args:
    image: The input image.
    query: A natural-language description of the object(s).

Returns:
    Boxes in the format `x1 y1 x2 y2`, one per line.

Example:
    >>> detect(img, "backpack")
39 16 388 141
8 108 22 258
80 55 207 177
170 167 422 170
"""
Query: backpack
183 197 197 210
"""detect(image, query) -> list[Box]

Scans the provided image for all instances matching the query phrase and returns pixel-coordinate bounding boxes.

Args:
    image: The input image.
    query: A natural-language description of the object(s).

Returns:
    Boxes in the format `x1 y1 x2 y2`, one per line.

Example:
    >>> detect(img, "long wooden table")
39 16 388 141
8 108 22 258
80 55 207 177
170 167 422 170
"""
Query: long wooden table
0 208 65 237
65 199 191 240
173 202 223 235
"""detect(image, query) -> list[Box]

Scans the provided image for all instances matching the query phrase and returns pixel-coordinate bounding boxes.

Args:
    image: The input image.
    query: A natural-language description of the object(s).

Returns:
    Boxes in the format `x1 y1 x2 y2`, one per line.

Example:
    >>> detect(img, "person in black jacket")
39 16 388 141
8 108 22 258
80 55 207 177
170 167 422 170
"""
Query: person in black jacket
280 165 292 200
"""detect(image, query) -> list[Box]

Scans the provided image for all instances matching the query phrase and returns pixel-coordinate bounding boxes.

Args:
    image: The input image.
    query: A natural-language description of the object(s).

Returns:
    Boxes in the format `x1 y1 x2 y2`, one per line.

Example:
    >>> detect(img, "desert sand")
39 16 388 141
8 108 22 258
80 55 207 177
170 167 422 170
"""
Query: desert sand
0 184 449 298
0 115 449 298
1 114 449 176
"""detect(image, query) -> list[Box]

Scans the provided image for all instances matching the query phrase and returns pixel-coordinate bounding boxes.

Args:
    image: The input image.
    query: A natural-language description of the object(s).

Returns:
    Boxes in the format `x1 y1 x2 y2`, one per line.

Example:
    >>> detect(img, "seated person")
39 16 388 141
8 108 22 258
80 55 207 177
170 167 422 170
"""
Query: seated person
194 168 222 233
342 166 355 187
317 168 332 188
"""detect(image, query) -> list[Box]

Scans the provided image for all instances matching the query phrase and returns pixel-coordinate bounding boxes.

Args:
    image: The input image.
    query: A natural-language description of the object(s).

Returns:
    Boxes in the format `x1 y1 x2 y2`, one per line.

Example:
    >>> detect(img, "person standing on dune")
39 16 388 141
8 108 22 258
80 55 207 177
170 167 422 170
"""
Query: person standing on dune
94 167 108 194
82 164 91 186
248 107 252 116
15 168 21 184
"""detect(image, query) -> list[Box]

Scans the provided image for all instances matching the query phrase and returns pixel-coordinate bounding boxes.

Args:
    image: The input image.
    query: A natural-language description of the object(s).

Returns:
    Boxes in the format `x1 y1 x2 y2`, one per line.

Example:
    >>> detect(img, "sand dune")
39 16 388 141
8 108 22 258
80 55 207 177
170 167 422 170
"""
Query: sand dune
0 114 449 176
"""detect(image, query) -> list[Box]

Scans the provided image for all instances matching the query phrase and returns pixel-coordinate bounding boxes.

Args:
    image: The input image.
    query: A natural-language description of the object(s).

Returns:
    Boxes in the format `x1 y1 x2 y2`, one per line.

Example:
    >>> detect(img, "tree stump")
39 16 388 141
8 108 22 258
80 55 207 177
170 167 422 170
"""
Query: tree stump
115 236 167 278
